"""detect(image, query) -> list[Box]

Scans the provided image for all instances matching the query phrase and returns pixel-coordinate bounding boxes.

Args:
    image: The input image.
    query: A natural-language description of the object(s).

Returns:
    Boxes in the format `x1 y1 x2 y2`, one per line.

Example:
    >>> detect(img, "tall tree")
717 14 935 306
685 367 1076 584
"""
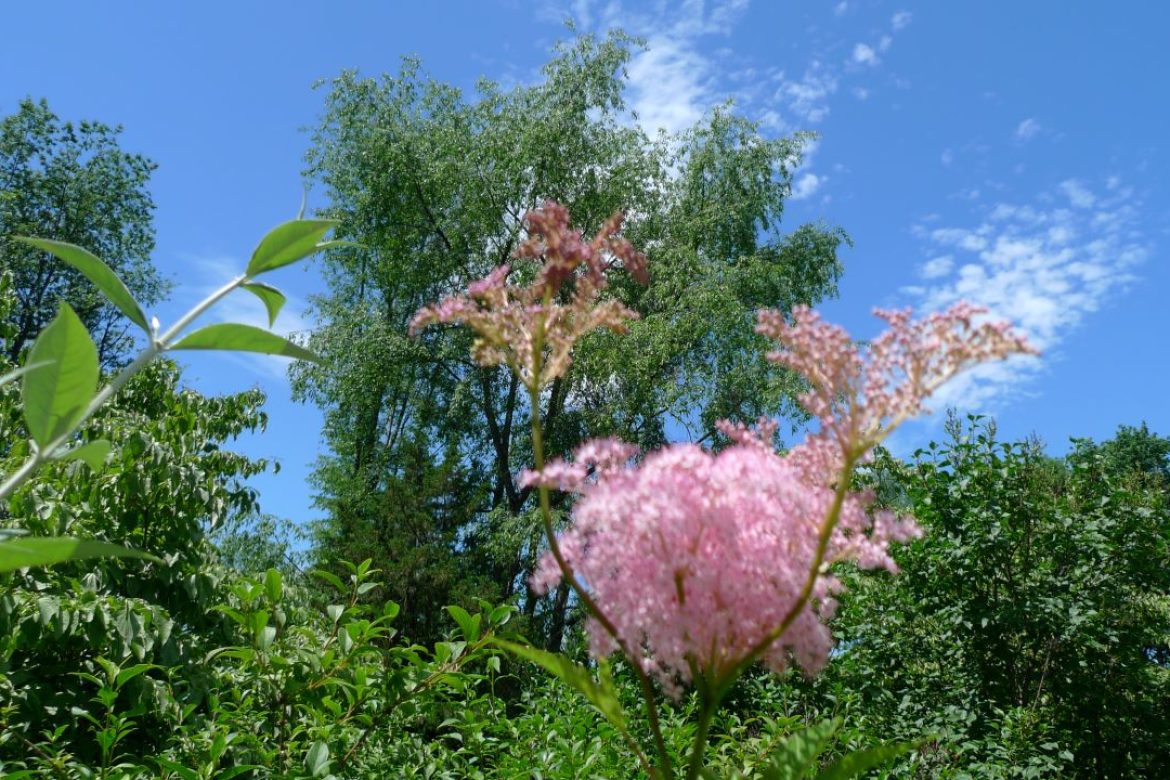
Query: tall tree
297 31 847 644
0 98 166 367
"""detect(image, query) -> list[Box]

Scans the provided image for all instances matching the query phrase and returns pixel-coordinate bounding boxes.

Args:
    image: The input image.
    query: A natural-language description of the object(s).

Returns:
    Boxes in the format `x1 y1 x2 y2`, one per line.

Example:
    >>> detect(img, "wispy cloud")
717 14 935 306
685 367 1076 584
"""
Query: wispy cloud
626 37 711 135
852 43 879 66
790 172 825 201
1015 117 1042 141
774 61 839 124
563 0 751 136
557 0 915 206
1058 179 1095 208
907 178 1148 408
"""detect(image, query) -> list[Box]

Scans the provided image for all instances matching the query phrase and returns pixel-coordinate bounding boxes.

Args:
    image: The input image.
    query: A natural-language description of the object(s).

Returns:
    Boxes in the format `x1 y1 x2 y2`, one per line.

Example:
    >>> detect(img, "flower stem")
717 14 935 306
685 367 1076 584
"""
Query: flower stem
685 692 717 780
528 306 673 779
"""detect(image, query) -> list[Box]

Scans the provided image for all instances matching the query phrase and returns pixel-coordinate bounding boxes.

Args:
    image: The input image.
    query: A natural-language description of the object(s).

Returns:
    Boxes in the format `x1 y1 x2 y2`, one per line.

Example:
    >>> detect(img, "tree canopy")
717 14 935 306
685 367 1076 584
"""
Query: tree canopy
296 31 847 644
0 98 166 368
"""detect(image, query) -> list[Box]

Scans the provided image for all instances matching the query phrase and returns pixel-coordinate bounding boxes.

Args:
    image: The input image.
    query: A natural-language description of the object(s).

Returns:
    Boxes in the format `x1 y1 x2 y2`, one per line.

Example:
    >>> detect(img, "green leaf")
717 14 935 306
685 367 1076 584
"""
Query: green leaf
15 237 150 333
817 740 920 780
0 537 160 573
57 439 112 470
305 740 331 777
446 604 481 642
242 282 287 327
155 758 199 780
22 303 98 447
246 219 338 276
311 569 346 592
264 568 283 603
760 719 841 780
0 361 50 389
490 638 627 731
115 663 159 689
170 323 319 362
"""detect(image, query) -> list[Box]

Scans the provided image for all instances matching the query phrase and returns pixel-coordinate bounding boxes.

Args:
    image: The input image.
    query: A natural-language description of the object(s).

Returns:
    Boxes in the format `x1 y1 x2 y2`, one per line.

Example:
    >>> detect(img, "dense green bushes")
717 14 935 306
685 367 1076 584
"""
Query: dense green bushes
799 416 1170 777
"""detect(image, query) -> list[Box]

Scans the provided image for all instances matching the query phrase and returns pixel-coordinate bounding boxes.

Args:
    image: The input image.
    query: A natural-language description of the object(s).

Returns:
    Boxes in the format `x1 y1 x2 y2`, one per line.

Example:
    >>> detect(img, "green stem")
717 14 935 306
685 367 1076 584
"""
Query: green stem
0 275 246 503
527 305 673 779
685 692 717 780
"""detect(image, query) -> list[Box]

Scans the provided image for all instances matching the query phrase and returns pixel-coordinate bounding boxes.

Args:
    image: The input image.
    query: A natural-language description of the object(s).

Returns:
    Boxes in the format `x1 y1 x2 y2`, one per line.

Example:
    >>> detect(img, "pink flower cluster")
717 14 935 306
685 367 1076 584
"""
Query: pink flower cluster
527 434 916 693
757 302 1038 466
410 201 647 389
528 304 1035 692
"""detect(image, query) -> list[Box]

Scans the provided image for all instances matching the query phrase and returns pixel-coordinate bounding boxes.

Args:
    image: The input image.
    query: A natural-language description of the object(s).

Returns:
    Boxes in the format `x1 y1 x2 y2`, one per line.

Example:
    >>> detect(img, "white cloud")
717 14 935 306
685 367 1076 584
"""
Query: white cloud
852 43 879 66
626 37 711 135
891 11 912 30
879 35 893 52
920 255 954 279
1059 179 1096 209
852 87 870 100
775 62 839 123
834 2 849 17
941 148 954 166
790 172 824 201
1015 118 1042 141
910 179 1148 409
588 0 754 137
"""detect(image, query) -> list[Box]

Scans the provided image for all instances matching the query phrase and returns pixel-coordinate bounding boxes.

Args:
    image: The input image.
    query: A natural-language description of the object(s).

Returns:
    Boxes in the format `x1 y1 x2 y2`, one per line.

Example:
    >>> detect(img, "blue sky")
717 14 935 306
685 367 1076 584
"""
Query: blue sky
3 1 1167 528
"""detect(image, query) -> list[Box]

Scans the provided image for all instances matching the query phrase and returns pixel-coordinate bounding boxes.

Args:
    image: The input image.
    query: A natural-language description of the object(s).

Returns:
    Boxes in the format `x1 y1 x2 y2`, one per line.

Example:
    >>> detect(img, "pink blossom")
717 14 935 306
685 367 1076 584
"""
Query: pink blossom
531 439 906 691
757 302 1037 463
531 304 1034 692
410 202 648 389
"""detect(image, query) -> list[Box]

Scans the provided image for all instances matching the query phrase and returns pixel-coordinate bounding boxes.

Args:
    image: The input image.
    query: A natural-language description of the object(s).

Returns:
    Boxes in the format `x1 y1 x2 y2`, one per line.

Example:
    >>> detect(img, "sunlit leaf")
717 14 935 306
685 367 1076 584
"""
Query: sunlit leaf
760 719 840 780
264 568 283 603
0 537 160 573
16 237 150 333
242 282 287 327
246 219 338 276
170 323 319 362
305 740 330 777
446 604 481 642
490 638 627 730
57 439 112 470
22 303 98 447
817 739 922 780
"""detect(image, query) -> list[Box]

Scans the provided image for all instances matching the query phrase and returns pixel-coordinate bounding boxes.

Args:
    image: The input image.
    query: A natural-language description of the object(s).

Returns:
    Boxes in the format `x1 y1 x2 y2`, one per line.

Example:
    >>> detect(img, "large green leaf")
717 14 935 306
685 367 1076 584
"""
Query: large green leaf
760 719 841 780
241 282 287 327
246 219 338 276
22 303 99 448
304 741 331 777
490 638 627 730
56 439 112 470
446 604 481 642
15 237 150 333
170 323 319 362
0 537 160 573
817 740 921 780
